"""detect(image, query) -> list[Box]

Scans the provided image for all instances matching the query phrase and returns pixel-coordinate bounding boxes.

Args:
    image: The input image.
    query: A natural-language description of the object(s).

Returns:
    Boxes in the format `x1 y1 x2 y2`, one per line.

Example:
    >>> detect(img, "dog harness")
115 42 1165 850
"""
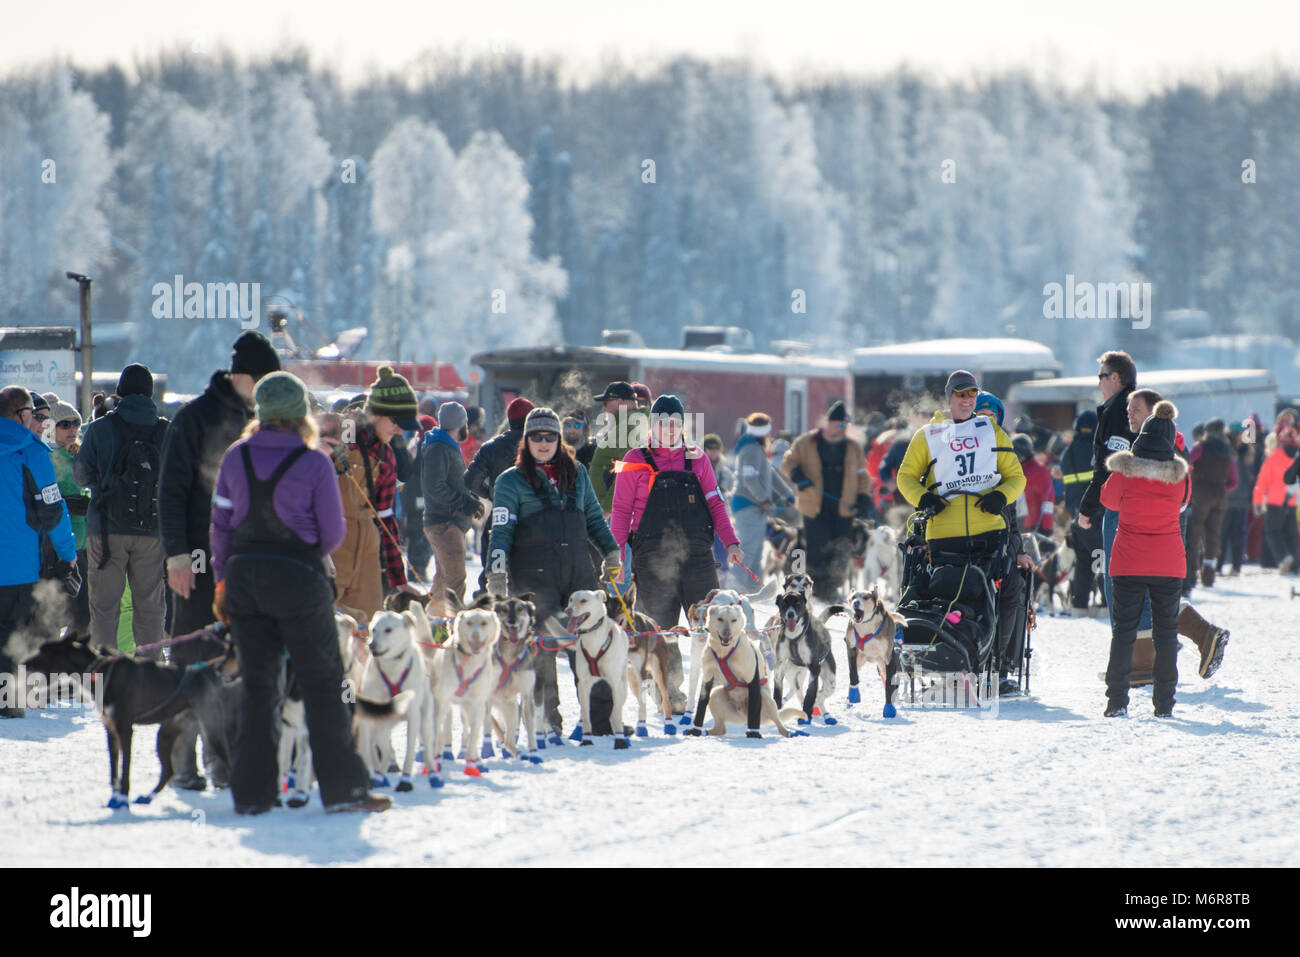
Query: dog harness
853 614 889 651
452 654 487 696
713 642 766 691
494 645 534 690
581 630 614 677
374 661 411 697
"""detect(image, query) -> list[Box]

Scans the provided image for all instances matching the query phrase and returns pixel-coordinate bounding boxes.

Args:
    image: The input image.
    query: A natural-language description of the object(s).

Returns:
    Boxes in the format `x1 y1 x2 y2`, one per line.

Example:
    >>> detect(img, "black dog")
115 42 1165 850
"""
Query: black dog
23 631 240 809
771 589 839 726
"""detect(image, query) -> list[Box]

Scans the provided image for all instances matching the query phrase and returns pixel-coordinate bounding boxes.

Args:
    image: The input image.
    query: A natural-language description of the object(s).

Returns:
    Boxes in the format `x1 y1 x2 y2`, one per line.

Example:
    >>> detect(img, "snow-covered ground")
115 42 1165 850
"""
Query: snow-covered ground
3 567 1296 867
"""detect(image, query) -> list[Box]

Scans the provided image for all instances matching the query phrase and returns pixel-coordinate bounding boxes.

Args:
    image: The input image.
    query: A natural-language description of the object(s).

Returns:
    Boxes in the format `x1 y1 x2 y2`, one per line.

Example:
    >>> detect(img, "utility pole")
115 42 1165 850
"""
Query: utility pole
66 272 93 417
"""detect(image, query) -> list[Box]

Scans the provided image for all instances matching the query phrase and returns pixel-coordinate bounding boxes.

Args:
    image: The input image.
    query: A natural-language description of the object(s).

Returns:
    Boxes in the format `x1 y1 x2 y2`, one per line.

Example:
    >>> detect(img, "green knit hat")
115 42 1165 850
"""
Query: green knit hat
254 371 310 421
366 366 419 430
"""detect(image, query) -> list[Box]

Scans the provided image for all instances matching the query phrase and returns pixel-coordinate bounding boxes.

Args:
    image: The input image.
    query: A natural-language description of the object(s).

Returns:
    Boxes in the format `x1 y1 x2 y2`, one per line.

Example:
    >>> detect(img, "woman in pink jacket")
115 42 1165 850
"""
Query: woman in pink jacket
1100 400 1191 718
610 394 741 630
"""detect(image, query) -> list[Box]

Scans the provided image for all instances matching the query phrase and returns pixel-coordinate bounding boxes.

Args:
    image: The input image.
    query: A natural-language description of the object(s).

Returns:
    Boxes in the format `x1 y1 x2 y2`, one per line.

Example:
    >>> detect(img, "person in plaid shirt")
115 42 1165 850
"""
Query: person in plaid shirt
330 367 423 619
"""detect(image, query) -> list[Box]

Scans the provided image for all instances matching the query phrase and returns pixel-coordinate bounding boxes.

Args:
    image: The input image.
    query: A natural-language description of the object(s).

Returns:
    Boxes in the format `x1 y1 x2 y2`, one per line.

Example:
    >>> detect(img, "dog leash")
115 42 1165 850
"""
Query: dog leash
109 626 229 659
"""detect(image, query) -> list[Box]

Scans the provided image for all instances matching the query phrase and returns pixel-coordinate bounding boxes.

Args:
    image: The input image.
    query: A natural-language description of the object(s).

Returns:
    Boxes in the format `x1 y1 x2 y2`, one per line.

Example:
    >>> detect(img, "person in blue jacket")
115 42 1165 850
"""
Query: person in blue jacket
1 385 78 717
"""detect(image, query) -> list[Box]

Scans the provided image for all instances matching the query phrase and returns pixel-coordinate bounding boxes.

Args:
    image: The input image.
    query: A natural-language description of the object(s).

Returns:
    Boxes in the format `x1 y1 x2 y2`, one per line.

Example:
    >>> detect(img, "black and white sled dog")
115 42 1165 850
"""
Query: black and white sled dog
561 589 631 749
771 588 839 726
279 612 414 807
358 610 437 792
1027 530 1074 616
826 586 908 718
23 629 241 810
488 594 543 764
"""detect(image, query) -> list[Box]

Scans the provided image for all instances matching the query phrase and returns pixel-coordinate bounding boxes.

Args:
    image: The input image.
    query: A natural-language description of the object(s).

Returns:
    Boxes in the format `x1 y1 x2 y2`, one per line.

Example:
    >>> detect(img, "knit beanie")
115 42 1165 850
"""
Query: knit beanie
230 331 281 381
1132 400 1179 461
418 413 437 437
974 391 1005 428
116 363 154 398
366 366 419 430
826 399 848 422
506 397 534 428
254 371 310 421
437 402 468 433
1011 434 1034 462
651 394 685 419
524 407 562 437
47 399 81 426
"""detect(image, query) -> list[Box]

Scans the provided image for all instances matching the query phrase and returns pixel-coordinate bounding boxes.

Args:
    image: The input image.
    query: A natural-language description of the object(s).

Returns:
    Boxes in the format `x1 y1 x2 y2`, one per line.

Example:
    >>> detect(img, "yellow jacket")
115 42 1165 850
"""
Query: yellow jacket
897 411 1025 540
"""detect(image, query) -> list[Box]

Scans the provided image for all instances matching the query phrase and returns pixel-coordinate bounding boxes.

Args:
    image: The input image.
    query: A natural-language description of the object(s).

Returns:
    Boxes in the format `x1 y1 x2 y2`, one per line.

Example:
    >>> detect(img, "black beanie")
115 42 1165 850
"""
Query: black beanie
230 331 281 381
826 399 848 422
116 363 153 398
1133 400 1178 461
650 394 685 418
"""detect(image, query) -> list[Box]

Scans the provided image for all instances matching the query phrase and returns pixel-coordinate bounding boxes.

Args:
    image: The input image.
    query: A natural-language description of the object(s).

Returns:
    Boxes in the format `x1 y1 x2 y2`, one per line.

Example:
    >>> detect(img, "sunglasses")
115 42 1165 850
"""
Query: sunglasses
55 419 78 429
528 432 559 443
18 406 34 415
952 388 980 399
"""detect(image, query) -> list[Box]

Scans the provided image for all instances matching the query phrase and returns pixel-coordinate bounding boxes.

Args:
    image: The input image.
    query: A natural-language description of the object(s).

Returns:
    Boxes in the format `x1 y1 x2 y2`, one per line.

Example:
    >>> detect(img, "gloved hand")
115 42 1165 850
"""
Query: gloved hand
978 491 1007 515
1252 502 1266 517
64 494 90 517
54 559 81 598
918 492 948 514
471 499 486 522
212 579 229 625
790 467 811 489
601 551 624 585
486 570 509 599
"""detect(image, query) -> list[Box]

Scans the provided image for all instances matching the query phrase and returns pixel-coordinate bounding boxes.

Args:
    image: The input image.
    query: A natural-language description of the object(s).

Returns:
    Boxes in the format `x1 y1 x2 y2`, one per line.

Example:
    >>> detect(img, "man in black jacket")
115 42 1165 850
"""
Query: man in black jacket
1061 409 1101 615
157 332 280 788
1077 351 1137 624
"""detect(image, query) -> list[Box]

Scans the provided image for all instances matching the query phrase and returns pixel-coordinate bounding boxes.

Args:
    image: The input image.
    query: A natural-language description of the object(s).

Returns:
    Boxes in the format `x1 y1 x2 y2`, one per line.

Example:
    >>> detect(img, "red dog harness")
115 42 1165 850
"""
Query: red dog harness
853 615 889 651
494 645 534 690
581 630 614 677
452 654 486 696
374 661 411 697
713 643 766 691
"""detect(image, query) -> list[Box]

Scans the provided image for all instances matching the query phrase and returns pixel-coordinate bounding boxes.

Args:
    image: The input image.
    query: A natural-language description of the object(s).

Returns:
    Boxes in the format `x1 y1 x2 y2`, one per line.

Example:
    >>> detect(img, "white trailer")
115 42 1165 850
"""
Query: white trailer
1007 368 1278 432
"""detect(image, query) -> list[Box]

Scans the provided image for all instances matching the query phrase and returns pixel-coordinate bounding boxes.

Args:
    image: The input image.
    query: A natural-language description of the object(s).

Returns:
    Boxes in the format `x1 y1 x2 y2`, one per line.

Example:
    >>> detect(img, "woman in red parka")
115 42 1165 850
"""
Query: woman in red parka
1100 400 1191 718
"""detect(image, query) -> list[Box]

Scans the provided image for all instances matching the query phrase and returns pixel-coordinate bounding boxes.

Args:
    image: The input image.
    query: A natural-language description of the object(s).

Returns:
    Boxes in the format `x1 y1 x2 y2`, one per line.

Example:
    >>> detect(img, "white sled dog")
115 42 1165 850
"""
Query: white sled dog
562 589 631 748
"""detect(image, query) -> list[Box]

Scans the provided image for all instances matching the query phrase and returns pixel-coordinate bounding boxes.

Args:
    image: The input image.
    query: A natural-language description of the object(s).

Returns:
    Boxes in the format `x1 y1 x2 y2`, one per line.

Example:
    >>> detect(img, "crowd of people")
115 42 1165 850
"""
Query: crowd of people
3 336 1293 805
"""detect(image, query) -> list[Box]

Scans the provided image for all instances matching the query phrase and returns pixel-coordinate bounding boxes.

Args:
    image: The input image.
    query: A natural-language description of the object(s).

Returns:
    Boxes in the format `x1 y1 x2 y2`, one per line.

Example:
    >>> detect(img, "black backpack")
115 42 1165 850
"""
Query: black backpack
96 411 169 565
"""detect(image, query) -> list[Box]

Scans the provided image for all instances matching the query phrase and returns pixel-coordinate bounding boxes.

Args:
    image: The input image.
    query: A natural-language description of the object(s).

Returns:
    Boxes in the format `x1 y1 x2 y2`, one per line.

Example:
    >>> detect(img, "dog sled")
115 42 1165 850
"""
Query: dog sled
892 493 1034 708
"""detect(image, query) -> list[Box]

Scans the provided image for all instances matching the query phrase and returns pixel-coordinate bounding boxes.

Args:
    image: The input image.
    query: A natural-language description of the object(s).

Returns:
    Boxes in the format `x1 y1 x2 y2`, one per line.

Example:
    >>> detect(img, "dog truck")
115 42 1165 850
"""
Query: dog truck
471 328 853 438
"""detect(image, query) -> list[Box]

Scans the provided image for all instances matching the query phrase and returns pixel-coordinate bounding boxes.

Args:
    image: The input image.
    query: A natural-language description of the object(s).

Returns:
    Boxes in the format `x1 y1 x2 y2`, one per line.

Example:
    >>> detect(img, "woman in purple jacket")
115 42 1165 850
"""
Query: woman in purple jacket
210 372 388 815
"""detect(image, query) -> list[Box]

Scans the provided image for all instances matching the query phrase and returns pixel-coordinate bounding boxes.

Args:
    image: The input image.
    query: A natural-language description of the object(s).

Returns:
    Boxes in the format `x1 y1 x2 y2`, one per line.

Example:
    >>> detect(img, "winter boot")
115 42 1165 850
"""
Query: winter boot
1200 560 1215 587
1129 630 1155 687
1199 627 1230 680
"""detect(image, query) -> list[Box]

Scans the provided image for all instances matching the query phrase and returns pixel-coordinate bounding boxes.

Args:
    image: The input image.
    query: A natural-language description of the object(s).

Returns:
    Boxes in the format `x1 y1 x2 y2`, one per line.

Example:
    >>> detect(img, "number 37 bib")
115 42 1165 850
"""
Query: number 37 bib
924 418 1001 496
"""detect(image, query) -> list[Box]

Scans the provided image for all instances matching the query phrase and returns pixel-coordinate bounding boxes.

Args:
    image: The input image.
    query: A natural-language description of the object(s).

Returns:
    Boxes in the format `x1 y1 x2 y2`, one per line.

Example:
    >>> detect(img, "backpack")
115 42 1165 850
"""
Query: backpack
95 412 169 565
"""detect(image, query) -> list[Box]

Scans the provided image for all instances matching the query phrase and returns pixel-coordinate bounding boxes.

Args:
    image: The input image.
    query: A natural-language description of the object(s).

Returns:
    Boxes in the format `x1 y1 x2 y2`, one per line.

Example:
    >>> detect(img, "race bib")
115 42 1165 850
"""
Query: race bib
924 418 1000 496
41 483 63 505
1105 435 1130 452
492 506 510 526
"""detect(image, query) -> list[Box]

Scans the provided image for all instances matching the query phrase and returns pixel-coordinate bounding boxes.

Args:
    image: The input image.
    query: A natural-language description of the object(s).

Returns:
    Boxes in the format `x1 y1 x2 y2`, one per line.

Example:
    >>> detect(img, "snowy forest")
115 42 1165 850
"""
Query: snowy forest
1 49 1298 393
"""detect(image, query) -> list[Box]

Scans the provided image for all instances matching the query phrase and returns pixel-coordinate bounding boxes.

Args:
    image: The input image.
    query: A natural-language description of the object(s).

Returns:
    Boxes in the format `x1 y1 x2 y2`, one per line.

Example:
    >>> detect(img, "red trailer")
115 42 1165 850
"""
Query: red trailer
283 358 467 399
470 344 851 440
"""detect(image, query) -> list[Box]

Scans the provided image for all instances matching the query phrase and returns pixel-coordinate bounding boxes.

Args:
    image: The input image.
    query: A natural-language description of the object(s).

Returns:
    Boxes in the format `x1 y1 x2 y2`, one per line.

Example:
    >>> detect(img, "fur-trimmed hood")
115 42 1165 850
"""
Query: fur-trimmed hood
1105 450 1189 484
